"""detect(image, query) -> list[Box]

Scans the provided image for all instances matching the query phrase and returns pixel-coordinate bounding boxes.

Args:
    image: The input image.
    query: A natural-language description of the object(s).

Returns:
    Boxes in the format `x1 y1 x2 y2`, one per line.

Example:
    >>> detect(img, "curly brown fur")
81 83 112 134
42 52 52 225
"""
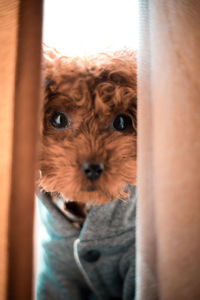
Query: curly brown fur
38 46 137 205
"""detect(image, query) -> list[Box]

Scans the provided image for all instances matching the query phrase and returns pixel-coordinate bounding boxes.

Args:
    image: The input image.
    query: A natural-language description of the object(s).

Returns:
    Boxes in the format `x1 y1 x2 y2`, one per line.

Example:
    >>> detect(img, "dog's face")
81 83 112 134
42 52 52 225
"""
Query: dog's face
38 50 137 205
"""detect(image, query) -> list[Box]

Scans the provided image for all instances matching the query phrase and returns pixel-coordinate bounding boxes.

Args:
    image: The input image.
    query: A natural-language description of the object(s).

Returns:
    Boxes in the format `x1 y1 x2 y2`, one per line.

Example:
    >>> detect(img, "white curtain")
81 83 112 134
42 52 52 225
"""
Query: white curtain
136 1 200 299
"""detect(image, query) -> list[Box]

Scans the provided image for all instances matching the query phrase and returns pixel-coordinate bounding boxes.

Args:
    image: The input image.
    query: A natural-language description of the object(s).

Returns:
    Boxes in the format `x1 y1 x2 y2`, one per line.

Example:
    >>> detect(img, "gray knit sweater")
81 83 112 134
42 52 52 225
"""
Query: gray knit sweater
36 186 136 300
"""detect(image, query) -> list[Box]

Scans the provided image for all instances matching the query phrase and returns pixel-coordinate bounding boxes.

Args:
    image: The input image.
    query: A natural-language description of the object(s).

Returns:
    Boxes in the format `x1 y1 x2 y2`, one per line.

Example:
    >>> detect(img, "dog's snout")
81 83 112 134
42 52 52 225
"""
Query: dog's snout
82 162 104 181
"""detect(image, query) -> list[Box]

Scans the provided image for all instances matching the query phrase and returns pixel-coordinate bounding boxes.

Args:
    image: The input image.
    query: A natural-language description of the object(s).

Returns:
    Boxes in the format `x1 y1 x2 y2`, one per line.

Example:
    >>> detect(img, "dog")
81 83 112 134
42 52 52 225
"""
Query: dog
36 46 137 300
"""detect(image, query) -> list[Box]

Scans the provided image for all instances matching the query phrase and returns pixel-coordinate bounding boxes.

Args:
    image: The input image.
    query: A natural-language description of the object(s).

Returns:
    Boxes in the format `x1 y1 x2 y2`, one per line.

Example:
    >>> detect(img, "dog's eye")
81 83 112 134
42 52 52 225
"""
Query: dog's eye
50 112 68 129
113 114 132 131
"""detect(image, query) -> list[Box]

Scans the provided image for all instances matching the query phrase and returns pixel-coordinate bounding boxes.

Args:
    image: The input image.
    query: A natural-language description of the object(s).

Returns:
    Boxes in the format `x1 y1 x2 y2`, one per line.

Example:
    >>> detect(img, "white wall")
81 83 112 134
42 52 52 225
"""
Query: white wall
43 0 138 56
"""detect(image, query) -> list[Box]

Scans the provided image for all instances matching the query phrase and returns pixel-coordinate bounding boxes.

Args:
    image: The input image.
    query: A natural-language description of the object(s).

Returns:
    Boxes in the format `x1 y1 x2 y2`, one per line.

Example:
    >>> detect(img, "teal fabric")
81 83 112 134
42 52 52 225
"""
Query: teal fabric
36 186 136 300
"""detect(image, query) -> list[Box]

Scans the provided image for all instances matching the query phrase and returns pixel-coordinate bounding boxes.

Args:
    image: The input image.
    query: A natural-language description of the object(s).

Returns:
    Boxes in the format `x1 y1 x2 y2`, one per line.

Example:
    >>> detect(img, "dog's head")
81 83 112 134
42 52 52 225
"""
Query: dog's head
38 47 137 204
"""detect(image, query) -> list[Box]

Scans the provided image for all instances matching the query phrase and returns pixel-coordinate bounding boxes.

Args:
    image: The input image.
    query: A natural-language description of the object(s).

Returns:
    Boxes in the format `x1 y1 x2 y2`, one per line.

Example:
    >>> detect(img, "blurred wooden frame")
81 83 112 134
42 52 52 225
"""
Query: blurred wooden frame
0 0 42 299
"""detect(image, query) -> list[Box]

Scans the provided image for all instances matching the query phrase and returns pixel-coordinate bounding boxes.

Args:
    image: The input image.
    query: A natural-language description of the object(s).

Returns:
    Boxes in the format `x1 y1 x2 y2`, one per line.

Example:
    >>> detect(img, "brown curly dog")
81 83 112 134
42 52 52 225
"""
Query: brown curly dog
38 46 137 207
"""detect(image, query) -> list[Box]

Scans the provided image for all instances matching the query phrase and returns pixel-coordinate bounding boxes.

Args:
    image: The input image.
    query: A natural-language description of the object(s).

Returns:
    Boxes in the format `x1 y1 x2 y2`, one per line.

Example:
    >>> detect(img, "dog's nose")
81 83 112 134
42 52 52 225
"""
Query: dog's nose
82 162 104 181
